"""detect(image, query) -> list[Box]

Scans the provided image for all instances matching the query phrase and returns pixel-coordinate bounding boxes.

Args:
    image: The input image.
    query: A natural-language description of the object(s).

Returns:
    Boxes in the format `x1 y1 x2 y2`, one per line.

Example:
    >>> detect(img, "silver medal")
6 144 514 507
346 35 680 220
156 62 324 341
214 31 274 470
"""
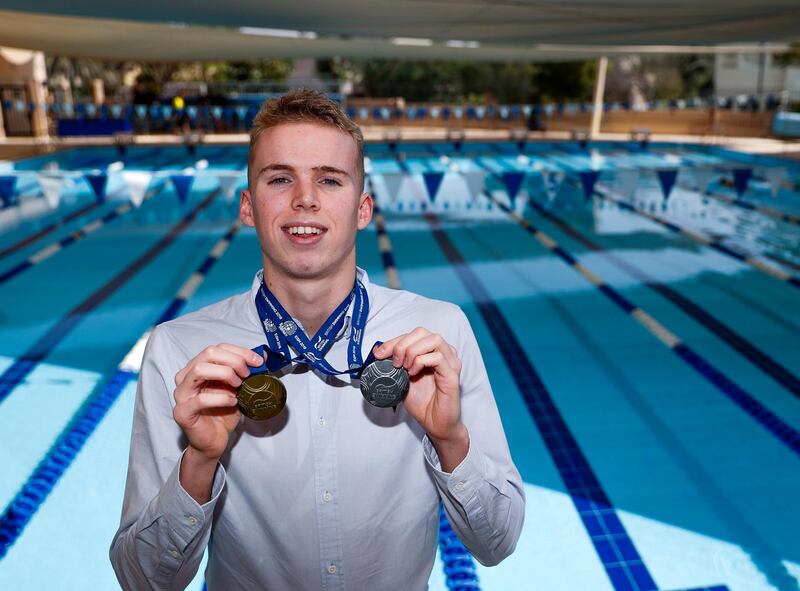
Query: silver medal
360 359 410 408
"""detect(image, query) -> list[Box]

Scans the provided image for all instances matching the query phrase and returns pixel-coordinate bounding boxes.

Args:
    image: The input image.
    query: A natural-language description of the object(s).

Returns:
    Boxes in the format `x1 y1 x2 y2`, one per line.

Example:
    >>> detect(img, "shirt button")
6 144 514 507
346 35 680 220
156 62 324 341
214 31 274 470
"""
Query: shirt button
322 491 333 502
187 516 198 526
170 549 179 558
318 417 326 427
327 564 337 574
455 482 465 492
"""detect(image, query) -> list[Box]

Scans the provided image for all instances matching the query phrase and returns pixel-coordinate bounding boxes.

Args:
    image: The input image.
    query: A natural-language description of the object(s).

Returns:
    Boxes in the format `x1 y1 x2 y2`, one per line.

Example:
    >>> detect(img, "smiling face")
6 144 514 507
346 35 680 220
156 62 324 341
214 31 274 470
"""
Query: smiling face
240 122 372 285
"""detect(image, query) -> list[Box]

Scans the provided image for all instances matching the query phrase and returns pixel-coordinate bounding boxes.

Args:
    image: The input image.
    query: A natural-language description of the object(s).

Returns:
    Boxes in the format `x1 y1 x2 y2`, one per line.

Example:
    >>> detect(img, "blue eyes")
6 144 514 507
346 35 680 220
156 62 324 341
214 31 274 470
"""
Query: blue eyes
267 177 342 187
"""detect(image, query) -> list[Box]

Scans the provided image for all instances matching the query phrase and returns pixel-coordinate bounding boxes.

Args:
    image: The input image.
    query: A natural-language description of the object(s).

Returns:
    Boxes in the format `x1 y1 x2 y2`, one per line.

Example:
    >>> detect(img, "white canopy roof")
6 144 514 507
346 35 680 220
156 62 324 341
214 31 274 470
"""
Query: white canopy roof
0 1 797 62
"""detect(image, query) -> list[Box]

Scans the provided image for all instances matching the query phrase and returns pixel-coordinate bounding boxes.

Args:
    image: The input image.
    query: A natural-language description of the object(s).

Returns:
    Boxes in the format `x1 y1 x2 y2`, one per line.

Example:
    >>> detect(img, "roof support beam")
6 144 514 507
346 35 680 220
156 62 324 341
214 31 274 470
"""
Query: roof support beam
590 56 608 139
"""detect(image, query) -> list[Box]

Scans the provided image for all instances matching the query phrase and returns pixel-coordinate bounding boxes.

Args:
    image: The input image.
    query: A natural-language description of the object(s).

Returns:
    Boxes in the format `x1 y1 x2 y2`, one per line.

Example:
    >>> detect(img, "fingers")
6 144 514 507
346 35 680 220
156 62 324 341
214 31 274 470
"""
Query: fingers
173 391 239 425
175 362 244 404
175 343 263 387
408 351 445 377
375 328 462 375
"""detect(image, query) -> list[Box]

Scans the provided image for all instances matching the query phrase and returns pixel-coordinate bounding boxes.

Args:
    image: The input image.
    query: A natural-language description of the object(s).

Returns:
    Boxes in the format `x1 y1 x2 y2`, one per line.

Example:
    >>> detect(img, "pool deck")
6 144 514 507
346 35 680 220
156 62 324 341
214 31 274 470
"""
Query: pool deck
1 127 799 161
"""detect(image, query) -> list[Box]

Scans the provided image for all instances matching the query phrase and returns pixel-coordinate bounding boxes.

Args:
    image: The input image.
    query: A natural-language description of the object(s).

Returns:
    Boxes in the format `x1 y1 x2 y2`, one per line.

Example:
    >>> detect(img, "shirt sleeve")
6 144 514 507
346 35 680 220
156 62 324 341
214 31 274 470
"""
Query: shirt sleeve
109 326 227 590
422 307 526 566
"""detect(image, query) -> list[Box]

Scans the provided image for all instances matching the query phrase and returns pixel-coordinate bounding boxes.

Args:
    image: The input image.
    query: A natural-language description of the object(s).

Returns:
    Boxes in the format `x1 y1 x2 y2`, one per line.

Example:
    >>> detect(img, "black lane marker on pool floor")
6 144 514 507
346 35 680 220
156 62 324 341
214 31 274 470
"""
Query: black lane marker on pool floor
485 193 800 459
0 187 221 407
522 197 800 400
366 180 481 590
456 225 792 591
0 221 241 559
423 211 659 591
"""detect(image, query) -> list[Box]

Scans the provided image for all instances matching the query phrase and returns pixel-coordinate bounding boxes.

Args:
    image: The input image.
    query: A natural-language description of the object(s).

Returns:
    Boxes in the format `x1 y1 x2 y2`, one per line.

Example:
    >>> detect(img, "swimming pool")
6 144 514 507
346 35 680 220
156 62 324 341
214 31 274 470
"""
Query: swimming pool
0 140 798 590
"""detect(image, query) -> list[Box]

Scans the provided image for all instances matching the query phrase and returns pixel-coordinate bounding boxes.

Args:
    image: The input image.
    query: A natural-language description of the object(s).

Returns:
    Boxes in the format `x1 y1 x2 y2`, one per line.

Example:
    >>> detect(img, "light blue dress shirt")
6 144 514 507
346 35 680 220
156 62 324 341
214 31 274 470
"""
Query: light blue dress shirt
110 269 525 590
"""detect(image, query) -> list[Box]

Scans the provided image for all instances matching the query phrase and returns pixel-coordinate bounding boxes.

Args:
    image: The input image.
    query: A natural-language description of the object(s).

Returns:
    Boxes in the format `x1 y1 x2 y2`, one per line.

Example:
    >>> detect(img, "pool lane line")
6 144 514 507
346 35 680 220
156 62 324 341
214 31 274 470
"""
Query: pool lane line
0 186 221 409
0 220 241 559
591 185 800 290
458 227 794 591
520 196 800 400
0 201 102 260
549 147 800 276
423 210 659 591
483 191 800 458
0 180 170 285
366 175 401 290
366 180 481 590
0 149 176 261
642 150 800 227
689 182 800 228
677 182 800 275
0 147 211 283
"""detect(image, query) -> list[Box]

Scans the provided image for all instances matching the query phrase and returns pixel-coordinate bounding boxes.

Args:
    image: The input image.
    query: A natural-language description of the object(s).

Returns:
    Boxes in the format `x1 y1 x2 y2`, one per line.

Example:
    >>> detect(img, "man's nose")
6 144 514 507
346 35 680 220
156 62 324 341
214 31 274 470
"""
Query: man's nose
291 179 320 210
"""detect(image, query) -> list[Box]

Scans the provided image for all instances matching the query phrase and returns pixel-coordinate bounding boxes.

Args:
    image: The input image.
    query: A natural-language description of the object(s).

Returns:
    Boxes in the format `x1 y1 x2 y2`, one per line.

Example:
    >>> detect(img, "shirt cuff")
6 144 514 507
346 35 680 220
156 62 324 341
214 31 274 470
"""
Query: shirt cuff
156 449 227 551
423 434 486 504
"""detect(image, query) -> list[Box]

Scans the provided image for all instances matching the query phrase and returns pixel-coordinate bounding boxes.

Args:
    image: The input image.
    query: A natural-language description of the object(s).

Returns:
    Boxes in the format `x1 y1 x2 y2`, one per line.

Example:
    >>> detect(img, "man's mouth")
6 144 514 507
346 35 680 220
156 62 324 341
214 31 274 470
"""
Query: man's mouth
282 223 327 243
286 225 323 235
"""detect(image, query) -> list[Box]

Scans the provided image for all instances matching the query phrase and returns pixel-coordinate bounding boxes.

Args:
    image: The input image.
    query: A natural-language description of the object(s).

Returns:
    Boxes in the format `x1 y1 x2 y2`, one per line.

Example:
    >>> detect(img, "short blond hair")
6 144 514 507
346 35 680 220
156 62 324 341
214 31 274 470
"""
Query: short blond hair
248 89 364 190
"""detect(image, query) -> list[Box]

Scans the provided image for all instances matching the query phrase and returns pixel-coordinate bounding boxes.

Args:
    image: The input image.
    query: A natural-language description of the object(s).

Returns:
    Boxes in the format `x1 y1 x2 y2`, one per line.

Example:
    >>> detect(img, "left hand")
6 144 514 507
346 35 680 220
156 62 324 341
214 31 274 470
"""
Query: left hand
373 328 466 443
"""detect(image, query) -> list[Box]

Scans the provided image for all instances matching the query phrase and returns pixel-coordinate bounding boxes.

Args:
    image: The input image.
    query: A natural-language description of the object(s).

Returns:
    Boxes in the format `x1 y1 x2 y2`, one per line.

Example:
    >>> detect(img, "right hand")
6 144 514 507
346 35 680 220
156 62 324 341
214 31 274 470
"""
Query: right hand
173 344 264 462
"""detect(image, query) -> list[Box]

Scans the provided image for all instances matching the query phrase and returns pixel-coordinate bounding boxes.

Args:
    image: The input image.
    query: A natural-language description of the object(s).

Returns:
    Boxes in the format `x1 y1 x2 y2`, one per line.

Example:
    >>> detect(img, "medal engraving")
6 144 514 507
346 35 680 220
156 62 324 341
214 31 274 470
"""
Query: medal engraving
360 359 410 408
237 374 287 420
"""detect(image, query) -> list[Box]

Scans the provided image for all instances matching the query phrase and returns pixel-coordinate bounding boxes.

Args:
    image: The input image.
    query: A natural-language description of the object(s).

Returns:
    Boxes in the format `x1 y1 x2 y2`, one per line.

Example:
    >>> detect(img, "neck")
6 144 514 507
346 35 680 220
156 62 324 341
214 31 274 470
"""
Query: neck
262 264 357 337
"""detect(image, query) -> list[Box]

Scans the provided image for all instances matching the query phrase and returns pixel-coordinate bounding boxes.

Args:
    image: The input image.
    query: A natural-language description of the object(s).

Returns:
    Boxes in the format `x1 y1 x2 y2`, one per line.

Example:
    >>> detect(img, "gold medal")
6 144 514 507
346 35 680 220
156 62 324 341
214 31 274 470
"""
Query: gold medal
237 374 287 420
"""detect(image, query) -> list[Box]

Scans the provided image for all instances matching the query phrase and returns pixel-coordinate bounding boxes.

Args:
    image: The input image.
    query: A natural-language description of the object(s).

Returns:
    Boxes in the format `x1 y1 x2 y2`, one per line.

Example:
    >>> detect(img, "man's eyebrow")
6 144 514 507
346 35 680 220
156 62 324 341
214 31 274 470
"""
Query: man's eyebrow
314 165 351 178
256 164 351 179
256 163 294 177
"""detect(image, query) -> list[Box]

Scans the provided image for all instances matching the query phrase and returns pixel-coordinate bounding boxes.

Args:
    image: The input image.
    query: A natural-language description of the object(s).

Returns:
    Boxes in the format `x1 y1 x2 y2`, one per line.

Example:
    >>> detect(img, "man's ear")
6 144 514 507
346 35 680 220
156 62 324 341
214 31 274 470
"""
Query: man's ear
240 189 255 227
357 192 374 230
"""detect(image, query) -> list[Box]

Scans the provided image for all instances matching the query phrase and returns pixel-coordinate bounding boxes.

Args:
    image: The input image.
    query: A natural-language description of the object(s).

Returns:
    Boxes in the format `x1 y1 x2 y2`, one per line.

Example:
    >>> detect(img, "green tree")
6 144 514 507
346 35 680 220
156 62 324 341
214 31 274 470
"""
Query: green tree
774 44 800 67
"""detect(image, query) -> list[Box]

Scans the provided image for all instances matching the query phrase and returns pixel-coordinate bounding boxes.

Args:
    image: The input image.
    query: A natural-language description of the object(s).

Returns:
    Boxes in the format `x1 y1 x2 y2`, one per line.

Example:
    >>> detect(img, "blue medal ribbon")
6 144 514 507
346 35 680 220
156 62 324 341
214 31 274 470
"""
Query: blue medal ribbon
250 273 376 379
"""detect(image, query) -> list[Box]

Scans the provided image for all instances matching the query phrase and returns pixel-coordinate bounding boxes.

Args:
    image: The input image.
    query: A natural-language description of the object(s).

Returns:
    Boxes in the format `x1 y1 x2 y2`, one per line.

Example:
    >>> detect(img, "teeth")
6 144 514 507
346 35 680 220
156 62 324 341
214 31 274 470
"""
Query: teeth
289 226 321 235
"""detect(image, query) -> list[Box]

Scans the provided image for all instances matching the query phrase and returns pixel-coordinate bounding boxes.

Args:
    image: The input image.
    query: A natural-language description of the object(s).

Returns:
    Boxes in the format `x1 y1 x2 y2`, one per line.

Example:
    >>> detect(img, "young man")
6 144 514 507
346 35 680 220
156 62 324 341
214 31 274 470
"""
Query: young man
110 90 524 590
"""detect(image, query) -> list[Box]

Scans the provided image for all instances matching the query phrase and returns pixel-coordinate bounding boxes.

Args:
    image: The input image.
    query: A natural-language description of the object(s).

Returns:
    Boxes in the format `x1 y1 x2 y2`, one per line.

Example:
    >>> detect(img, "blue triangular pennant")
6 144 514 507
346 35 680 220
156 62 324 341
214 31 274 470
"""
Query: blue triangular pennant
84 173 108 203
170 174 194 204
422 171 445 203
577 170 600 200
0 175 17 207
501 171 526 205
732 168 752 198
656 169 678 201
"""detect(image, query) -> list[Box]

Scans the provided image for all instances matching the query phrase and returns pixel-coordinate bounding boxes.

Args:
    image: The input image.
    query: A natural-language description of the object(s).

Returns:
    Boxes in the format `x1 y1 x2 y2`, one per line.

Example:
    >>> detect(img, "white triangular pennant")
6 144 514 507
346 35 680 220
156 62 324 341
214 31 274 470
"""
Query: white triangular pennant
217 173 242 203
395 176 423 212
38 174 64 209
461 170 488 202
764 167 787 198
382 171 406 203
691 168 716 194
612 169 639 199
121 171 153 207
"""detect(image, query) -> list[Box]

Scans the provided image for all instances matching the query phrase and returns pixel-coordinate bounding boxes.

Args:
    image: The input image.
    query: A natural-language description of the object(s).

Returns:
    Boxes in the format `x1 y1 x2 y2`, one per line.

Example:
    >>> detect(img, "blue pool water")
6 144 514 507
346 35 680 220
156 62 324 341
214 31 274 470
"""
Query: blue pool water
0 141 798 590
